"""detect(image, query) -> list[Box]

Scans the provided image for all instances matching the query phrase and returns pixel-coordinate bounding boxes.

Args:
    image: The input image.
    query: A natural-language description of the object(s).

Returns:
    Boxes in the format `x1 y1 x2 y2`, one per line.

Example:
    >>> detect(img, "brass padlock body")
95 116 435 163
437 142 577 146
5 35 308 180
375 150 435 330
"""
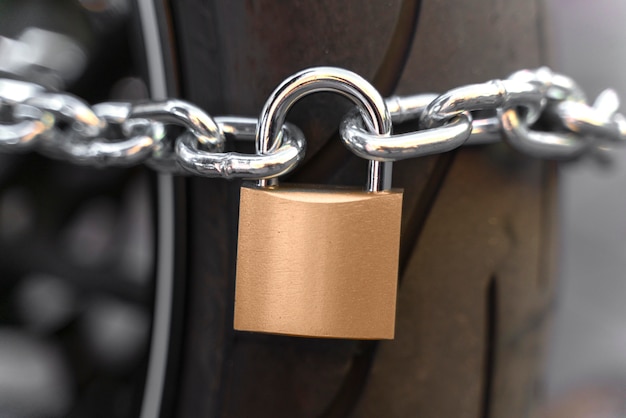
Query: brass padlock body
234 184 402 339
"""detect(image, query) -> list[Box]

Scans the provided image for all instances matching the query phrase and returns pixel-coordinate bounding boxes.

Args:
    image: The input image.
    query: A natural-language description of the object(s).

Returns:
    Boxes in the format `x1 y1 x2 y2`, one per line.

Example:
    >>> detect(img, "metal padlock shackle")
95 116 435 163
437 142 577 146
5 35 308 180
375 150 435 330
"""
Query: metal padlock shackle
255 67 393 192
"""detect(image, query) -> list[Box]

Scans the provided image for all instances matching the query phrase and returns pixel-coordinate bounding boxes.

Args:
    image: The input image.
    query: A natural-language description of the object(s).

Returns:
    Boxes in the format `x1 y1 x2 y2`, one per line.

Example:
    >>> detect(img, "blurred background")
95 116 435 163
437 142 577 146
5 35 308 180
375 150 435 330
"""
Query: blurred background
542 0 626 415
0 1 156 417
0 0 626 417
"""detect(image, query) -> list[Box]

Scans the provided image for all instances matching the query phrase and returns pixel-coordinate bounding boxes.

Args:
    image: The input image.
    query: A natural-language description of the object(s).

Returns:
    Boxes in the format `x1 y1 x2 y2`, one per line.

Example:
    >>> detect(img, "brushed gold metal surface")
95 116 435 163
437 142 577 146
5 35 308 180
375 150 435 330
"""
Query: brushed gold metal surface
234 184 403 339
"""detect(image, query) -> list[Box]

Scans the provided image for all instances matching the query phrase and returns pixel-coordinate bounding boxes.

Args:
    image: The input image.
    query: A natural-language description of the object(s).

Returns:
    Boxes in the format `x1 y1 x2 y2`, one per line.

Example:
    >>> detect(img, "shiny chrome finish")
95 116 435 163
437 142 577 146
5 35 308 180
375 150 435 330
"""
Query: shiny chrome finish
497 71 588 159
23 93 105 138
41 132 156 167
592 88 621 116
0 78 46 103
93 102 175 173
386 93 439 124
356 78 546 156
499 74 624 159
341 109 472 160
0 119 51 149
32 102 155 166
176 119 305 179
500 107 589 159
467 117 503 144
215 116 258 141
554 89 626 143
555 101 621 141
130 100 225 152
385 93 502 145
93 102 135 123
509 67 586 102
0 78 305 176
0 79 51 149
420 79 544 129
0 66 623 173
255 67 392 192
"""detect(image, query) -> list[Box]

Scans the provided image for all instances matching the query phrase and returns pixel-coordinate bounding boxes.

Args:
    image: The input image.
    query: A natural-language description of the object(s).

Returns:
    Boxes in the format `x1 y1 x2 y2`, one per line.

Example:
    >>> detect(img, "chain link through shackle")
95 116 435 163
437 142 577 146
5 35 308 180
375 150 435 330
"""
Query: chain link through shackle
254 66 392 192
0 67 624 177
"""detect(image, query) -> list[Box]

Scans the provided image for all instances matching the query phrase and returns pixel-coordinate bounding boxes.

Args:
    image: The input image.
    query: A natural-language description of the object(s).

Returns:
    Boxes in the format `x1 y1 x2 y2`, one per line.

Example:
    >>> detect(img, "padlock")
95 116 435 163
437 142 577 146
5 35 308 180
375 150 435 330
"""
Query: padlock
234 67 403 339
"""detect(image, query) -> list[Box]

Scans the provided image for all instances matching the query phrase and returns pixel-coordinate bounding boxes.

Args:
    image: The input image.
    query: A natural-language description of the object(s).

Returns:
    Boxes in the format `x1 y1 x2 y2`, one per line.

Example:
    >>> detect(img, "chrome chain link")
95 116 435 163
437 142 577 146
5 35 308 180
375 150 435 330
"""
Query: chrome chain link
0 67 623 179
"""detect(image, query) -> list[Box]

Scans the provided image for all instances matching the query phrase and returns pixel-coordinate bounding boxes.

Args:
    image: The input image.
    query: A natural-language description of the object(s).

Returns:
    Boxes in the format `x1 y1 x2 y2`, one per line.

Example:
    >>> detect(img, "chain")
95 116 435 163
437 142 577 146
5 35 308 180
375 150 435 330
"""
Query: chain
0 67 623 179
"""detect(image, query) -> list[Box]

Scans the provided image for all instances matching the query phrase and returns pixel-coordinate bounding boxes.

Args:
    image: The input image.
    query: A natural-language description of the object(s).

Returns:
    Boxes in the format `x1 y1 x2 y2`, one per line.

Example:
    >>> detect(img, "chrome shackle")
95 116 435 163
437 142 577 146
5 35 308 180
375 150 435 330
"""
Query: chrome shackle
254 66 392 192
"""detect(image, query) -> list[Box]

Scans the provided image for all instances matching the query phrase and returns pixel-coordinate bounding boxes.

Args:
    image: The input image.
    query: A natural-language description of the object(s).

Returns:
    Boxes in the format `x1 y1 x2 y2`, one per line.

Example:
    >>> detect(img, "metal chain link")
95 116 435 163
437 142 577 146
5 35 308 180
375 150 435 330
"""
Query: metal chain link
343 67 625 161
0 67 622 179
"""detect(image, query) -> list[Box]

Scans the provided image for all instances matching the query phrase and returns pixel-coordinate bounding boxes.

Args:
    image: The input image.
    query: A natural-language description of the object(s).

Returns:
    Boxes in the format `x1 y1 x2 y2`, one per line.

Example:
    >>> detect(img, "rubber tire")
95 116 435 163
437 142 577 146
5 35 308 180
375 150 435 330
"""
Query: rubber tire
149 1 557 417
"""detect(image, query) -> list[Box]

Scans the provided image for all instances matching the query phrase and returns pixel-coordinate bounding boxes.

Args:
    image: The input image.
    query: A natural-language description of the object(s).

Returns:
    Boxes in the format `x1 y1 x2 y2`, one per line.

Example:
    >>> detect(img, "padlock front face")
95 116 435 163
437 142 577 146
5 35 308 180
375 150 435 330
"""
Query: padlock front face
234 184 402 339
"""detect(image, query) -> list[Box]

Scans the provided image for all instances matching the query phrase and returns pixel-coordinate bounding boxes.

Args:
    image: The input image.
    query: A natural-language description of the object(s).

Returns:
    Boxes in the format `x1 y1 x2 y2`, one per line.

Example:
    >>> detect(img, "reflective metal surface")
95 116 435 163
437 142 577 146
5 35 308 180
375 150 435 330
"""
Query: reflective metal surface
40 102 157 166
130 99 224 152
500 81 626 159
0 79 51 149
420 79 544 128
0 67 623 180
554 90 626 142
254 66 392 192
176 119 305 179
23 93 105 137
500 108 590 159
509 67 586 102
386 93 503 145
341 109 472 160
385 93 439 124
216 116 257 141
